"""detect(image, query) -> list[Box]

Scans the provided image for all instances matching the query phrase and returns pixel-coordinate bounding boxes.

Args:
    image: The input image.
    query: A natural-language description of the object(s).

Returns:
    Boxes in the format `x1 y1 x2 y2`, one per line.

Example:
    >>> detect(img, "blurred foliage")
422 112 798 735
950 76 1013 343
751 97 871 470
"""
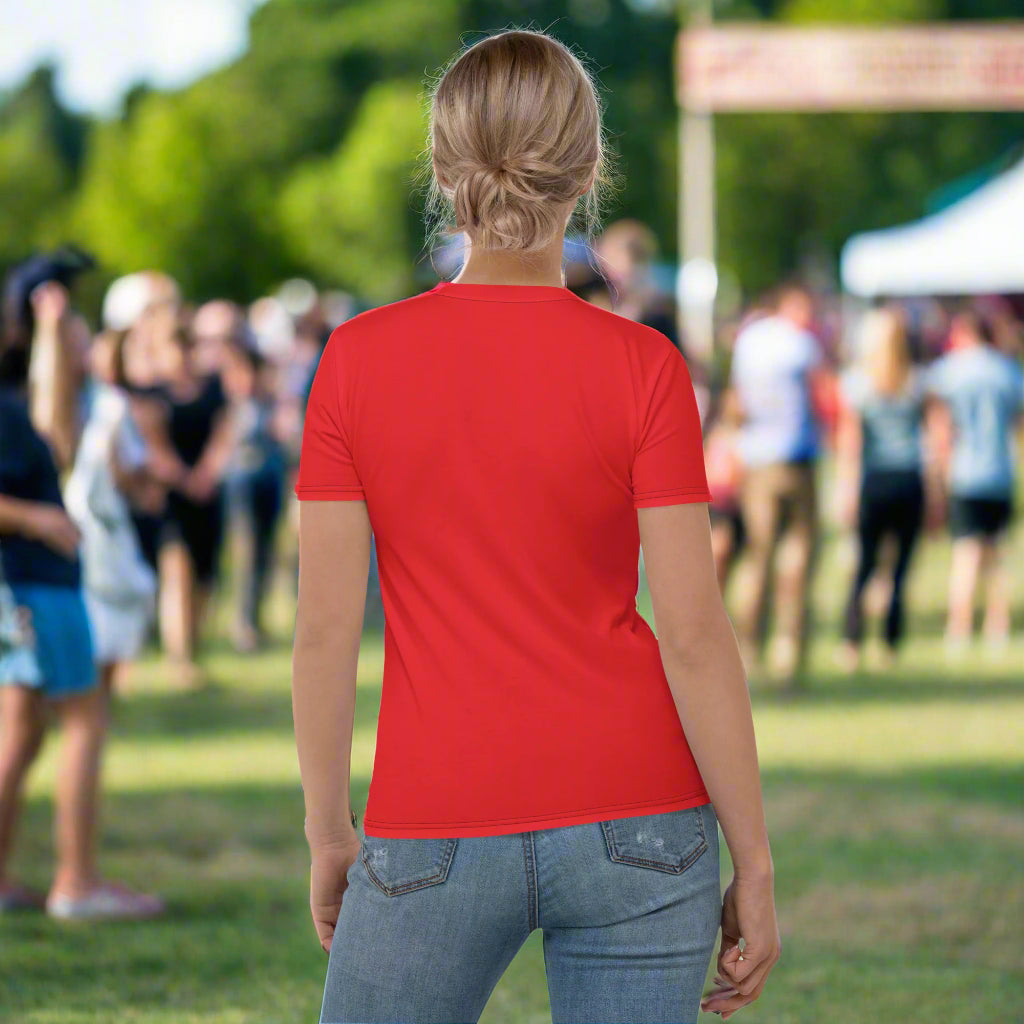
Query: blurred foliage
0 0 1023 308
278 78 430 303
715 0 1024 294
0 65 87 269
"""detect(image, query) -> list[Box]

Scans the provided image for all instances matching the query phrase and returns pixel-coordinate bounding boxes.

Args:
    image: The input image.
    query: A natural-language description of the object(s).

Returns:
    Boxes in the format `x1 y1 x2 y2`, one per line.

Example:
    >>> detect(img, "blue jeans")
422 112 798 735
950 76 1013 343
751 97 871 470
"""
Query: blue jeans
320 801 721 1024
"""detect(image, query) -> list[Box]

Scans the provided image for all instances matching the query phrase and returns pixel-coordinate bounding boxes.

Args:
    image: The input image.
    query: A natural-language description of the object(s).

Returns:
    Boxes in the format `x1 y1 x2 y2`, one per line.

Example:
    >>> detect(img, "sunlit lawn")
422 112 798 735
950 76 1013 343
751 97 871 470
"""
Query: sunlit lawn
2 509 1023 1023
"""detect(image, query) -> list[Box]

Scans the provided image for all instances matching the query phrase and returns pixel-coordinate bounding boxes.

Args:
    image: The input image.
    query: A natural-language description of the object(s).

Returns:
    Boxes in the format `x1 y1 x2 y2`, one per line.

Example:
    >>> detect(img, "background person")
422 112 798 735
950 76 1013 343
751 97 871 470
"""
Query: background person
833 307 937 672
220 338 287 652
292 29 779 1024
0 334 161 919
926 307 1024 652
136 322 234 687
594 218 681 347
106 272 186 577
63 328 159 695
190 299 245 378
729 283 825 683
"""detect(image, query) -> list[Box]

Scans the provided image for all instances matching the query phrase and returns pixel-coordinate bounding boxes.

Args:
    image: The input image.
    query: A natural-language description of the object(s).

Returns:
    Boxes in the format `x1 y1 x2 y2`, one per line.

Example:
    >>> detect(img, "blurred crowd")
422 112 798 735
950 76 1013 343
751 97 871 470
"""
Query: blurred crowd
0 219 1021 917
0 252 357 917
703 283 1023 682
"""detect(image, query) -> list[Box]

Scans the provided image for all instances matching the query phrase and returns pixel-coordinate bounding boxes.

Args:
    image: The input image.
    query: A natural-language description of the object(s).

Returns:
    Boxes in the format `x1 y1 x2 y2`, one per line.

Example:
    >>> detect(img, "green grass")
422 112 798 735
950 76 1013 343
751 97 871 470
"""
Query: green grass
2 518 1023 1023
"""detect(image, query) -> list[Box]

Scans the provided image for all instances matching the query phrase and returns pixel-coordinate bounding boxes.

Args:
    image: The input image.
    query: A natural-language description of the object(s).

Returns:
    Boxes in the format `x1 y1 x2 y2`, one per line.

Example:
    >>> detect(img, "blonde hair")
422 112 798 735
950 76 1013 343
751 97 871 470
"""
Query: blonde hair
418 28 621 264
858 307 910 396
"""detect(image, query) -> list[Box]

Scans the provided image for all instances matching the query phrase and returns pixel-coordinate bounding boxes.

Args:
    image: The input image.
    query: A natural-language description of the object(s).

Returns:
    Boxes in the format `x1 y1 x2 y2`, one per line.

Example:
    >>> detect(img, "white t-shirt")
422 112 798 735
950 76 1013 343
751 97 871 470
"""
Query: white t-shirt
730 314 823 468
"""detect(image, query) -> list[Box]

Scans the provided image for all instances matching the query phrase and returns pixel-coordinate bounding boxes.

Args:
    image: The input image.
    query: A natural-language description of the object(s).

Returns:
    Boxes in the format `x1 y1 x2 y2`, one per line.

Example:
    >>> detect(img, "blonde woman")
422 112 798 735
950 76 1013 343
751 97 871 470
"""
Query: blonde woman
292 29 779 1024
835 307 935 671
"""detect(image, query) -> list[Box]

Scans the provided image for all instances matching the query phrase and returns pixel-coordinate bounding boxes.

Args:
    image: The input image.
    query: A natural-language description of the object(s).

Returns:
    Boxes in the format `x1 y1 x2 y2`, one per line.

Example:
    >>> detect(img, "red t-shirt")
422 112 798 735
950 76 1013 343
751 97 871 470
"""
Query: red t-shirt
295 280 713 838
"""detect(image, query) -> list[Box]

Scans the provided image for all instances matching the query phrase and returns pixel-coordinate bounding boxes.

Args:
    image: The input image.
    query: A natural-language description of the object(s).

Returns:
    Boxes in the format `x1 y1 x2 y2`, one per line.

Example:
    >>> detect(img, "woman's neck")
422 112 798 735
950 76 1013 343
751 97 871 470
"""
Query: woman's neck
453 234 567 288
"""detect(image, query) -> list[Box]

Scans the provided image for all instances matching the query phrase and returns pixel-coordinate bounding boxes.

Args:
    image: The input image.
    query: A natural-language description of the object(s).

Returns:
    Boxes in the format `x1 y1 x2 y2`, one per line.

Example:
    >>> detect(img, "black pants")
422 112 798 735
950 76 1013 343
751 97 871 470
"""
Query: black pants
843 468 924 649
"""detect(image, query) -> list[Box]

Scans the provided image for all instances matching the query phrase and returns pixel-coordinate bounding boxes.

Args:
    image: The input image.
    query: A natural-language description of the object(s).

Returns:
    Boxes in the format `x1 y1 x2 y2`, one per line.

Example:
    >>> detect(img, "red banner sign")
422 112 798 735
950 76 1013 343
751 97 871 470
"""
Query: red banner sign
678 23 1024 111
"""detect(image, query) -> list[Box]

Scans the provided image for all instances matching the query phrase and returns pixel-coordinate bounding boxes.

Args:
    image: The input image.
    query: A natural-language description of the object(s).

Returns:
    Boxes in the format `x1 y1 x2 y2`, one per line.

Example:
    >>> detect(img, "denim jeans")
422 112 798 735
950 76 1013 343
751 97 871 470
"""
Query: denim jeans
320 801 721 1024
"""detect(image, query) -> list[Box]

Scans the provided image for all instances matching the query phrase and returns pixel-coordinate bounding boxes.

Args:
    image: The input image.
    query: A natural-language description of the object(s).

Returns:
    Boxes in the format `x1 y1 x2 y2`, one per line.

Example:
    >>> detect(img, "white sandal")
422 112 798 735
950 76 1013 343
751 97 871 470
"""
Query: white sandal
46 882 165 921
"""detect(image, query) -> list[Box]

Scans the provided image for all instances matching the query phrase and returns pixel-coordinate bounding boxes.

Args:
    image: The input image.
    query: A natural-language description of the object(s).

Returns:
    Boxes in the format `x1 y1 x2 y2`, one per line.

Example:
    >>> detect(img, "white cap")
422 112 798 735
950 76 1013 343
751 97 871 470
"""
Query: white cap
102 273 154 330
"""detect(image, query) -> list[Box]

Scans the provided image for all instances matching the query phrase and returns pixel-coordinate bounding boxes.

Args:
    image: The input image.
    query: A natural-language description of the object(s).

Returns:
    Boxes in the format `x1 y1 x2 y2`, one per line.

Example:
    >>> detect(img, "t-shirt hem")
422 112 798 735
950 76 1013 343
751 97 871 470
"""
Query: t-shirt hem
294 485 366 500
361 786 711 838
633 487 713 509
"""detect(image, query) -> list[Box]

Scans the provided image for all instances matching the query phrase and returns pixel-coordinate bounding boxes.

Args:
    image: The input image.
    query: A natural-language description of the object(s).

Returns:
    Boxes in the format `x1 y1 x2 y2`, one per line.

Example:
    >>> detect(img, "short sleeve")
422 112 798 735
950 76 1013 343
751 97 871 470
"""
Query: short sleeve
632 343 713 509
839 368 866 411
294 334 365 501
923 356 950 400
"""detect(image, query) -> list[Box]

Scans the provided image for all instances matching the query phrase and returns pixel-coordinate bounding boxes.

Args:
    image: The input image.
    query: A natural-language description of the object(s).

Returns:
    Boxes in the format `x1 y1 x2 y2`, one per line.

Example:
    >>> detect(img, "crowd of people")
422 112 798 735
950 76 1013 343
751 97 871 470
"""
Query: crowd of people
704 281 1023 682
0 219 1021 918
0 257 351 918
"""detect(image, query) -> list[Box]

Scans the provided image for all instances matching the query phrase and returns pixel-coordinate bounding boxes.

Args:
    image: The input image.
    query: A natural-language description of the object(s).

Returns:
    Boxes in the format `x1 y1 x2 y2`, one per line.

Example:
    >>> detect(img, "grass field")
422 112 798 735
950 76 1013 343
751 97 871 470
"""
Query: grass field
2 514 1023 1023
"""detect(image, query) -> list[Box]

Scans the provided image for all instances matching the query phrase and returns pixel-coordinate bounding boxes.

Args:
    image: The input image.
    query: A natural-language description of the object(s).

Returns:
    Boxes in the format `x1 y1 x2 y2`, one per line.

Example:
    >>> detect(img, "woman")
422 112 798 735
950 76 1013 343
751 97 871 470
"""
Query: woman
0 329 161 919
64 328 159 694
291 29 779 1024
835 307 938 672
135 322 234 686
220 338 287 652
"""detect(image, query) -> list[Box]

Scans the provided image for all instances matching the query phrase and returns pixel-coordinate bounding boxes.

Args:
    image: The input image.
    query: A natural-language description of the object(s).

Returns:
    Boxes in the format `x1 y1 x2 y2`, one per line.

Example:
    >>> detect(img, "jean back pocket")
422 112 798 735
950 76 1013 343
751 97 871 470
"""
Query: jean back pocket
361 836 458 897
600 804 709 875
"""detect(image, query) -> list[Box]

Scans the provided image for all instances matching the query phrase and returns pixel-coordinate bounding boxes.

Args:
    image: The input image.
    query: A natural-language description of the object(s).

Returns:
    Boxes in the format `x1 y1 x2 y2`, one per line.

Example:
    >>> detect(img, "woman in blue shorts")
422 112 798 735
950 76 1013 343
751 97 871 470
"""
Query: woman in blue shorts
0 318 162 919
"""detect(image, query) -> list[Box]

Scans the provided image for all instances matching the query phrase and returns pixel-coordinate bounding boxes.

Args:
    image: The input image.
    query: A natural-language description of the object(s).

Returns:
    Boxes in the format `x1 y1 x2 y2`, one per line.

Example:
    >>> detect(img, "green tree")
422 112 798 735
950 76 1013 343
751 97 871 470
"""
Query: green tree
0 65 87 269
278 79 430 301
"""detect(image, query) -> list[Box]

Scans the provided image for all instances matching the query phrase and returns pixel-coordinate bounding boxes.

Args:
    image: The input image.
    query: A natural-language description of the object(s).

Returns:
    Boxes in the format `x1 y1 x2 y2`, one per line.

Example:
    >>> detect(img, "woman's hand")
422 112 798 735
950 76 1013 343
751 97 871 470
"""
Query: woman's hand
182 463 219 503
309 831 362 954
29 280 70 330
26 505 81 560
700 871 781 1019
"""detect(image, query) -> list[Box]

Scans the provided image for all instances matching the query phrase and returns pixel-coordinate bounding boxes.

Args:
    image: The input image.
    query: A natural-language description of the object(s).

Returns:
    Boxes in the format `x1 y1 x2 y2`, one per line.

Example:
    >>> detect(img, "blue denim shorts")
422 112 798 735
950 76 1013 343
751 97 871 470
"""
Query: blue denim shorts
1 583 96 699
320 801 721 1024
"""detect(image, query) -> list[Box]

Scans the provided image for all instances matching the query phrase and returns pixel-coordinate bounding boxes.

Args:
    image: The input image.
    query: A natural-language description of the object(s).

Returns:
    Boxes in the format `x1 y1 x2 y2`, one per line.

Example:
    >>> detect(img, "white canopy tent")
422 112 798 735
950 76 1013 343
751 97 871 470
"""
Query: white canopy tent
840 156 1024 298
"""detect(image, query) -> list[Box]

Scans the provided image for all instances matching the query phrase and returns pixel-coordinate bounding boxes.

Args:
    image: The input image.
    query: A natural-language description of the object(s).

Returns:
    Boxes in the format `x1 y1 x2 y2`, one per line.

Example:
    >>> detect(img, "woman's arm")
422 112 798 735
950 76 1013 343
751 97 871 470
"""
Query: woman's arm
130 395 189 490
638 501 780 1016
922 394 952 487
0 494 81 559
921 394 951 530
833 396 862 530
292 499 370 843
639 501 771 874
26 282 81 471
292 498 371 952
